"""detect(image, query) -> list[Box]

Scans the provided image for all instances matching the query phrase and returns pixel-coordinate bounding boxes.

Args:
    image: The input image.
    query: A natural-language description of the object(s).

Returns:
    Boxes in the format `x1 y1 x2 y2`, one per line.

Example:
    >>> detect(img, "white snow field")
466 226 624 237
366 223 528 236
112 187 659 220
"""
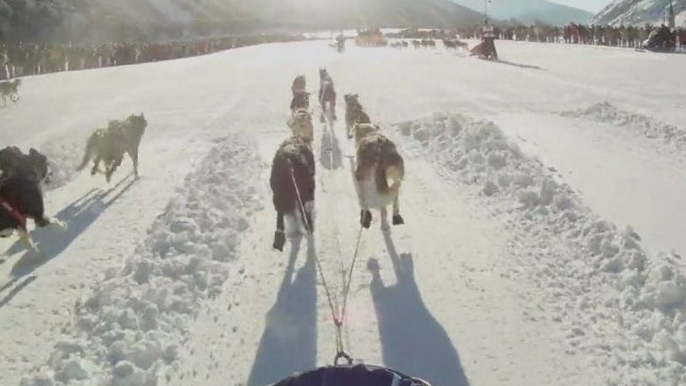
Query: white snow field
1 40 685 386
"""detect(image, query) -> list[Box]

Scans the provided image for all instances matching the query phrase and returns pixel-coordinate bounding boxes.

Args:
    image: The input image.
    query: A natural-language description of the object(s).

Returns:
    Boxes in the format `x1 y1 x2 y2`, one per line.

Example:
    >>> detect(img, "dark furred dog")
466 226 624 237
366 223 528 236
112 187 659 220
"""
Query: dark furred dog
270 136 315 251
78 113 147 182
319 69 337 122
0 146 50 184
0 78 21 107
344 94 371 139
0 146 65 250
290 90 310 113
292 75 306 96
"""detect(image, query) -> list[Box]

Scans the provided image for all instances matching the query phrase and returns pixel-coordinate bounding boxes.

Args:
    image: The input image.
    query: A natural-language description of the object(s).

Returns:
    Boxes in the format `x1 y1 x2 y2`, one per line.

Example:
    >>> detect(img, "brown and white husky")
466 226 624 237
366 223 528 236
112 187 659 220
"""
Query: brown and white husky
352 123 405 230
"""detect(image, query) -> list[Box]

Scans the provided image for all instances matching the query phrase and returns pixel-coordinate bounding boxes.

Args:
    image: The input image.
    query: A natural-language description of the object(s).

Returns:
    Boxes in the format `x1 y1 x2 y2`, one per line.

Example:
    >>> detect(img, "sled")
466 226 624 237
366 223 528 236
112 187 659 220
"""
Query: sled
270 364 433 386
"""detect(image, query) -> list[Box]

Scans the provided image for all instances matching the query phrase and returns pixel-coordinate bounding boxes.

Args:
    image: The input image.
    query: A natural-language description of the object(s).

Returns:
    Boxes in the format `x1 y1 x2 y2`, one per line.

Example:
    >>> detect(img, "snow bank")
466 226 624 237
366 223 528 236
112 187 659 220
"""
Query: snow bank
20 134 263 386
561 102 686 154
395 113 686 385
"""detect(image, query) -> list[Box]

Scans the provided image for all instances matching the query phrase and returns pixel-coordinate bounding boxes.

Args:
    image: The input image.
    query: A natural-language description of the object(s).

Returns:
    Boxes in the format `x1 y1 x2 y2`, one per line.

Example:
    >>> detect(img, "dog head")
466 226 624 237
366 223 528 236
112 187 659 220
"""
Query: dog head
344 94 360 106
288 109 314 144
128 113 147 130
353 123 380 144
27 148 51 184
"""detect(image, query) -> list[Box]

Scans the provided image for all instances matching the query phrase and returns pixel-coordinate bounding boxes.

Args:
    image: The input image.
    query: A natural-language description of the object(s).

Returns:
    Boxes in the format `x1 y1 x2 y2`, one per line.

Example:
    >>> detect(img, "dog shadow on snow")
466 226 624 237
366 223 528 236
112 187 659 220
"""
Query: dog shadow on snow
247 236 317 386
6 175 137 280
319 124 343 171
369 233 471 386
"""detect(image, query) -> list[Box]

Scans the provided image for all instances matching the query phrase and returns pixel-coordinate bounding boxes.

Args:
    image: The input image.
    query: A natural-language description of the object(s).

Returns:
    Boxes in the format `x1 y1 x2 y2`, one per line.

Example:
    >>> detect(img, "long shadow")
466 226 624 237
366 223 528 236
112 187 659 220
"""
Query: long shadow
0 274 36 309
247 236 317 386
483 58 544 70
319 126 343 171
369 233 471 386
6 175 137 279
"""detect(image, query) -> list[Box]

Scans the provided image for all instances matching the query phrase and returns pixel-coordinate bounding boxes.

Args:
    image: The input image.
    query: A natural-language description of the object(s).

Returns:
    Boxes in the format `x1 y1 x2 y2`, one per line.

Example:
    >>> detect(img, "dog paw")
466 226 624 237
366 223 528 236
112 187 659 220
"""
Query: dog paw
53 220 68 230
392 214 405 226
360 210 372 229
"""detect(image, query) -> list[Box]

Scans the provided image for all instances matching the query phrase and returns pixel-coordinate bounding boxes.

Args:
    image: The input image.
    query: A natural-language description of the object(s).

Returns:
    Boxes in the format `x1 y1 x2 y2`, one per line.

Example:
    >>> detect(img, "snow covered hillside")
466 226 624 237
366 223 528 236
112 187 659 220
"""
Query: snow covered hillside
1 40 686 386
450 0 593 25
593 0 686 26
0 0 484 42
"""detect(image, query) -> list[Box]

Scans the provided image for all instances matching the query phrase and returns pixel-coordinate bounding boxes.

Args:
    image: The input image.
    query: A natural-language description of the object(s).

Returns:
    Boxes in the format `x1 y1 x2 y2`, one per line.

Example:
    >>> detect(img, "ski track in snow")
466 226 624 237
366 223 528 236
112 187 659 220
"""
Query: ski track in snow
561 102 686 158
0 40 685 386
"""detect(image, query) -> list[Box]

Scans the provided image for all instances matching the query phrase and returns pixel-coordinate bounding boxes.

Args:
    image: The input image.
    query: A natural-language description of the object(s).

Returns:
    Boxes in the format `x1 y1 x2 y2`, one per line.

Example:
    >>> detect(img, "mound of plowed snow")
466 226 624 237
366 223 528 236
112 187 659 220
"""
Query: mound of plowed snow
20 134 263 386
395 113 686 385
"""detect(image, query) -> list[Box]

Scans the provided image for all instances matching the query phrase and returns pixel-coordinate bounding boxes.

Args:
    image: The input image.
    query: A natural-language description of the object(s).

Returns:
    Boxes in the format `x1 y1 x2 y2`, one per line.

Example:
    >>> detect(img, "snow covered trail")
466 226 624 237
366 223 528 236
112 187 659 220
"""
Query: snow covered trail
1 40 685 386
163 119 597 386
0 42 343 386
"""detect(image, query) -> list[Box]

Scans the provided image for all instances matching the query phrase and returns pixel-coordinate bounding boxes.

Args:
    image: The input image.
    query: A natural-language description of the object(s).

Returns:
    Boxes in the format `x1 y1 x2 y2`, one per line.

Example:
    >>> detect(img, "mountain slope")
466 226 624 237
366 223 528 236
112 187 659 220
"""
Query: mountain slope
592 0 686 26
0 0 484 43
450 0 592 25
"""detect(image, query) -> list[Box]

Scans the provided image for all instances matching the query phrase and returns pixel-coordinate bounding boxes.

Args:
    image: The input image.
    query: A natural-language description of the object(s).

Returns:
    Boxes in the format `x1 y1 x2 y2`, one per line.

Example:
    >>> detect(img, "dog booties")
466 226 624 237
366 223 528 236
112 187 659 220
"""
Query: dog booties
270 364 432 386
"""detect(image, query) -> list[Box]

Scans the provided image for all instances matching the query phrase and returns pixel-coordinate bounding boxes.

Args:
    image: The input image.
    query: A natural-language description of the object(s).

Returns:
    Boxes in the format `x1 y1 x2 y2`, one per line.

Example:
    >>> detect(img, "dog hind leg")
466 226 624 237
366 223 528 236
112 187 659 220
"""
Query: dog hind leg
353 173 372 229
380 207 390 232
18 229 38 252
105 165 115 183
273 212 286 251
132 148 139 177
303 200 315 234
78 137 95 171
286 212 307 245
91 156 102 175
392 194 404 225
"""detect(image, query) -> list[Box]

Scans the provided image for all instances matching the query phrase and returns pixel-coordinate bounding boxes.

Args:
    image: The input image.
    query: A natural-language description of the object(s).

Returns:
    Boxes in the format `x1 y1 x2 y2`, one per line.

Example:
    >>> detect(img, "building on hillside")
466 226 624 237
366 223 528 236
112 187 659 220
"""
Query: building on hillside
668 1 676 28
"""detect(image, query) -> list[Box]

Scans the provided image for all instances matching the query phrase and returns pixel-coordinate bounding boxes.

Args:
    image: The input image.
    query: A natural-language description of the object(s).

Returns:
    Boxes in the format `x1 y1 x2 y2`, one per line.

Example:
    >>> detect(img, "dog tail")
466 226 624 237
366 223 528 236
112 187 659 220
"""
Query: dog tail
77 134 96 171
376 152 404 193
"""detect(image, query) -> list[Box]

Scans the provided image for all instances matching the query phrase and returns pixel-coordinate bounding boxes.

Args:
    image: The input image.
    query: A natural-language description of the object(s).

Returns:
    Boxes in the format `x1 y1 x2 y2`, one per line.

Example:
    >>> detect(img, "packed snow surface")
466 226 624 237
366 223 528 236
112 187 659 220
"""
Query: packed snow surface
1 40 685 386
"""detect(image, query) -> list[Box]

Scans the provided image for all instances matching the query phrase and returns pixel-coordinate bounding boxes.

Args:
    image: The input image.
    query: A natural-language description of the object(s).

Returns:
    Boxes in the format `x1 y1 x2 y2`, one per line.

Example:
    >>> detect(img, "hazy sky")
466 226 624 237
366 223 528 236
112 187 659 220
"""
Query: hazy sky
548 0 612 12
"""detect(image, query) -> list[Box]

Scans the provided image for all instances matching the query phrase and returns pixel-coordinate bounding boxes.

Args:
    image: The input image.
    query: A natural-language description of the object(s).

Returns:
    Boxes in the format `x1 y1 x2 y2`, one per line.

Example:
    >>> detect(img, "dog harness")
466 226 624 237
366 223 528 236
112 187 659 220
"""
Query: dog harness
0 194 27 230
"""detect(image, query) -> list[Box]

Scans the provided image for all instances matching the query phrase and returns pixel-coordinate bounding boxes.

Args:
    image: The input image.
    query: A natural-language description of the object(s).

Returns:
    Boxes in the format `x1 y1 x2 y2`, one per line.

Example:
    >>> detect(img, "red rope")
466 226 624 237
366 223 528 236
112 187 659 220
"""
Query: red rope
0 194 26 230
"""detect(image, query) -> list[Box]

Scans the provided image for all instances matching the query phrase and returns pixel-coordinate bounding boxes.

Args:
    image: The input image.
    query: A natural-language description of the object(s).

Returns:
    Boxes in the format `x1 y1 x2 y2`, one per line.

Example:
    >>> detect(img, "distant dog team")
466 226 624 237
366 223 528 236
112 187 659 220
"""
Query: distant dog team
1 67 406 255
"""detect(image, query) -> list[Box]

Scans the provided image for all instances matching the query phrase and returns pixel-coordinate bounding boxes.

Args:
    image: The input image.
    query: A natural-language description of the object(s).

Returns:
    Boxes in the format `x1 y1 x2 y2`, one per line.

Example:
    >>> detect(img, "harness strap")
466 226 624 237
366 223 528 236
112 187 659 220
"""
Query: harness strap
0 194 26 229
287 158 360 366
